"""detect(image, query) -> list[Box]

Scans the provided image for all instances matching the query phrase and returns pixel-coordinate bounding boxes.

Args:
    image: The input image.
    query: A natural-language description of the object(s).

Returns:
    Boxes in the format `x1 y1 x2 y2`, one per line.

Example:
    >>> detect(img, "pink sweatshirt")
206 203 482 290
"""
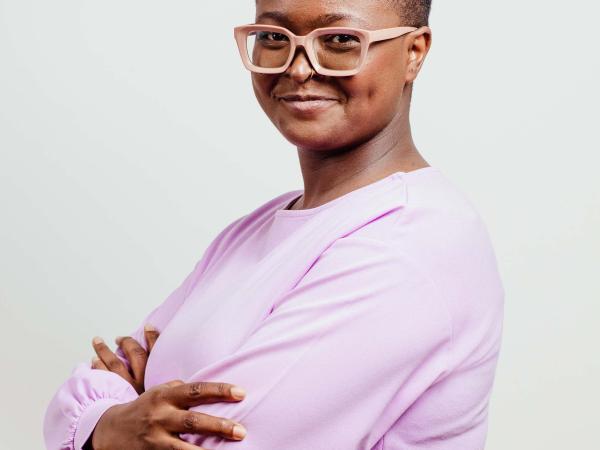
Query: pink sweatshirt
43 166 504 450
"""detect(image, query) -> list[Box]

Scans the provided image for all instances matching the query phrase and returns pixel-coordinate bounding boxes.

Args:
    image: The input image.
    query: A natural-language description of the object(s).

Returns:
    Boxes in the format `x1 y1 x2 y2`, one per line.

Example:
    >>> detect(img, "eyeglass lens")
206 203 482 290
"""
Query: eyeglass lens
246 29 363 71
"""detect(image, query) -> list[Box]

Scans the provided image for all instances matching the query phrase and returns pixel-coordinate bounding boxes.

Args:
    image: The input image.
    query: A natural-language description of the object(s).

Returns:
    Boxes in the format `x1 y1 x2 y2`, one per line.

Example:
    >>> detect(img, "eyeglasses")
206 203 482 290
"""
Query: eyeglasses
233 23 418 77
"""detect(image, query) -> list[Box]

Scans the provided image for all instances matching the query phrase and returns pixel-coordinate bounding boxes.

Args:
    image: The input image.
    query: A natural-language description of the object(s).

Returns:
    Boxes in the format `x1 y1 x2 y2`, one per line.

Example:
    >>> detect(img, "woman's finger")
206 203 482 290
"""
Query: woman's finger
91 356 108 371
164 409 247 441
115 336 148 388
144 324 160 353
164 381 246 409
92 336 134 384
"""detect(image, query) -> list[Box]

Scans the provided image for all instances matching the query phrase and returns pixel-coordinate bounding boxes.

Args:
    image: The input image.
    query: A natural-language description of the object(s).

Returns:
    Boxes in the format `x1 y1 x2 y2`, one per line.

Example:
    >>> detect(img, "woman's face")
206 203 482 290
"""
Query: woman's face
251 0 428 152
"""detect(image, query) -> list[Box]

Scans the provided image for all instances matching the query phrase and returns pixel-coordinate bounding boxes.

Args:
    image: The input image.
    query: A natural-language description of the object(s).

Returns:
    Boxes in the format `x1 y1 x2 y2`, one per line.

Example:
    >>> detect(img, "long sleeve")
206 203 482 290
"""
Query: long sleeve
180 236 455 450
43 216 246 450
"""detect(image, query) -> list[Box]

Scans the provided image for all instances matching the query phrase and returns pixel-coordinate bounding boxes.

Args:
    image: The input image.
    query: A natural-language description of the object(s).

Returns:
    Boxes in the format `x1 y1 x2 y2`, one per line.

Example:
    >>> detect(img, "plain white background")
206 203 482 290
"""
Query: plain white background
1 1 598 449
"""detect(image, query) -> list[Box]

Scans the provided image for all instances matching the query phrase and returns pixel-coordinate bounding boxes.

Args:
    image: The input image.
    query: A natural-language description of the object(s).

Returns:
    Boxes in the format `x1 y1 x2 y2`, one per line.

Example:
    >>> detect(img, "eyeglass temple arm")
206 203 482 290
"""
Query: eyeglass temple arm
369 26 418 43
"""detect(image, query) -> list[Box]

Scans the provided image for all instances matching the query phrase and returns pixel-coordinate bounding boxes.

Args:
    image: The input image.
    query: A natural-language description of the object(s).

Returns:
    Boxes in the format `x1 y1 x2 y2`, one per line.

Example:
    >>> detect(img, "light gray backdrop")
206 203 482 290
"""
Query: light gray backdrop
1 1 598 449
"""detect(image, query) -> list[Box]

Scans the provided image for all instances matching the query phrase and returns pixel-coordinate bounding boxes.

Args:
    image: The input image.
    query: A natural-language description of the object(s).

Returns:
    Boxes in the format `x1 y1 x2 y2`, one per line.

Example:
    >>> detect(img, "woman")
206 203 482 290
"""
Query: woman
44 1 505 449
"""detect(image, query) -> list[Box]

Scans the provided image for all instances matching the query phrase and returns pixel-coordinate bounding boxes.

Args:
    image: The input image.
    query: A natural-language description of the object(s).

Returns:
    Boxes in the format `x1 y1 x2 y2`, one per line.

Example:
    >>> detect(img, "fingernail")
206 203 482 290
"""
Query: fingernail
231 386 246 400
91 356 99 364
144 324 156 332
92 336 104 345
232 424 247 439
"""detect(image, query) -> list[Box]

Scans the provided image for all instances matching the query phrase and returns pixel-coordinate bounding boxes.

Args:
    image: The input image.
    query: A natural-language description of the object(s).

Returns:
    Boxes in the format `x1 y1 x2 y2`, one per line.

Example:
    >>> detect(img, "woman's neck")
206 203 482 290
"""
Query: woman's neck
291 126 428 211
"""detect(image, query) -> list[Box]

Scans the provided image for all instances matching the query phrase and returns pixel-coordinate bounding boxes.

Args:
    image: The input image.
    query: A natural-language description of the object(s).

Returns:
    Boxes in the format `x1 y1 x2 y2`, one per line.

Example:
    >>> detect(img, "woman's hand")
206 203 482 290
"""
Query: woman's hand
91 324 160 394
89 380 248 450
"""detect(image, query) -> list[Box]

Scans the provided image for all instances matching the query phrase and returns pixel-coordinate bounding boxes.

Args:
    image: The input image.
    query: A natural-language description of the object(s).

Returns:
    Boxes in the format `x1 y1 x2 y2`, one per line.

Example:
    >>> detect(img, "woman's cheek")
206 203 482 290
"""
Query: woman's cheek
251 75 276 111
342 86 387 133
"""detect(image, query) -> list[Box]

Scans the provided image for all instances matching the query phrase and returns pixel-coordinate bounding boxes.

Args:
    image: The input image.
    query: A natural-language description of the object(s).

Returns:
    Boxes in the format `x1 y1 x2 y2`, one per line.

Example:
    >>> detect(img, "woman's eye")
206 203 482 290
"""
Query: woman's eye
257 32 289 42
328 34 360 45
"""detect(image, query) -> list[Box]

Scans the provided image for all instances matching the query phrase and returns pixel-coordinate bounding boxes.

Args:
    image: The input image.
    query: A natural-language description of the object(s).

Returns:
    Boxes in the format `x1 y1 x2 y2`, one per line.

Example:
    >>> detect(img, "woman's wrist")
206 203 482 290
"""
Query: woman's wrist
86 403 125 450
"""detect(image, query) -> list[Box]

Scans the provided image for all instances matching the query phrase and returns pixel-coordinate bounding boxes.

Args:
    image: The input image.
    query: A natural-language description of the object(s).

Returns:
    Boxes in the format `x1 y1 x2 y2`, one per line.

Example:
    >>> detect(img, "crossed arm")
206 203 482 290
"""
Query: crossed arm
45 237 456 450
85 329 248 449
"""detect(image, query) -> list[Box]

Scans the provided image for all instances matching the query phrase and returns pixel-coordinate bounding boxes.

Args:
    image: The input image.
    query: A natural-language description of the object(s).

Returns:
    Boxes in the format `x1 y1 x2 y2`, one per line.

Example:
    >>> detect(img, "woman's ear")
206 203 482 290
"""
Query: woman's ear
405 26 432 83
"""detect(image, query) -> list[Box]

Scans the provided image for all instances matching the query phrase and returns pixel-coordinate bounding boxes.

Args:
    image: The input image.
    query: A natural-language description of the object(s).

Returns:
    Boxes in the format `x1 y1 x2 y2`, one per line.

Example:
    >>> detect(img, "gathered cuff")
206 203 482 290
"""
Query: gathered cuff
72 397 127 450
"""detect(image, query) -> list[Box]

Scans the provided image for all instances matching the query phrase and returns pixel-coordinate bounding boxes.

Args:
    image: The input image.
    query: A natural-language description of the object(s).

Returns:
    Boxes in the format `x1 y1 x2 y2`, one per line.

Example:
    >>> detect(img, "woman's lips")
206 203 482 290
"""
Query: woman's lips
279 98 338 115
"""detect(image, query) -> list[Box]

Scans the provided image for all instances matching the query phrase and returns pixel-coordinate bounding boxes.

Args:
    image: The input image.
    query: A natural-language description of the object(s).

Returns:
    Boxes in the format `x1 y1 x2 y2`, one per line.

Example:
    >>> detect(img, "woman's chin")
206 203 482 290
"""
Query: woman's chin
276 120 347 151
280 128 345 151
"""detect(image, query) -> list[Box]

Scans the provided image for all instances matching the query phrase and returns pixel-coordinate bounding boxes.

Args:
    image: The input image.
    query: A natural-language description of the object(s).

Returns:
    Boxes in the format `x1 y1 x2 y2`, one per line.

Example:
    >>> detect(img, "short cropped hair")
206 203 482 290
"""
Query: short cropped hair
386 0 432 27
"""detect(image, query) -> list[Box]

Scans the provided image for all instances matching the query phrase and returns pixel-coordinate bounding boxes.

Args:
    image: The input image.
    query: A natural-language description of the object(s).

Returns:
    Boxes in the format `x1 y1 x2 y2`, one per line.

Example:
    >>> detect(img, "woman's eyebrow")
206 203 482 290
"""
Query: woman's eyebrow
255 11 369 28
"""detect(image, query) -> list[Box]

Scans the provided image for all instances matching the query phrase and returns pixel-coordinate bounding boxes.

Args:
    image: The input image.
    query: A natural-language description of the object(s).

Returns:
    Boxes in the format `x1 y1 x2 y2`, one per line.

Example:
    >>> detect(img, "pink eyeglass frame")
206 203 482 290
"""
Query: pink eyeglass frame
233 23 419 77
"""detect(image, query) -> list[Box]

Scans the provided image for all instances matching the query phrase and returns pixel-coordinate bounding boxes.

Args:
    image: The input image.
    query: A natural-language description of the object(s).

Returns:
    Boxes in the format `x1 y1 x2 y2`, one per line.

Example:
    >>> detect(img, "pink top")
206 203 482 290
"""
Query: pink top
43 166 504 450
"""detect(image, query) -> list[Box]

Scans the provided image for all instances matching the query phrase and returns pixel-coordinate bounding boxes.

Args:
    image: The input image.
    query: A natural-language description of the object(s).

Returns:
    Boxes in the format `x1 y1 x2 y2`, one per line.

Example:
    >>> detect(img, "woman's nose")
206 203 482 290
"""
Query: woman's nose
285 47 315 83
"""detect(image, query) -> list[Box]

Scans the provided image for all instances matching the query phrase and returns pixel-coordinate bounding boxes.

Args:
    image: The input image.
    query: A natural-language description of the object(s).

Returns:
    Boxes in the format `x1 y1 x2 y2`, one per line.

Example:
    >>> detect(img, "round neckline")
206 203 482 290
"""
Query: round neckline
275 166 439 218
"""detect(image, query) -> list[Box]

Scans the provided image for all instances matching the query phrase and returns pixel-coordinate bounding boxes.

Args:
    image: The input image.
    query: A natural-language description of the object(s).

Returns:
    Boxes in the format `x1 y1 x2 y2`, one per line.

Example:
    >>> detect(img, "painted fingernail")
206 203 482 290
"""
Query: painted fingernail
231 386 246 400
144 324 156 332
92 336 104 345
232 424 247 439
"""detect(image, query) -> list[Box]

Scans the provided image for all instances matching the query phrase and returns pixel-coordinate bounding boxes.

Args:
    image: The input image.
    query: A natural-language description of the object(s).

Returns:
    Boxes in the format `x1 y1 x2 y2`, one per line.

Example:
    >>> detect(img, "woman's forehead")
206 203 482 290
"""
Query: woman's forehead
255 0 400 30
